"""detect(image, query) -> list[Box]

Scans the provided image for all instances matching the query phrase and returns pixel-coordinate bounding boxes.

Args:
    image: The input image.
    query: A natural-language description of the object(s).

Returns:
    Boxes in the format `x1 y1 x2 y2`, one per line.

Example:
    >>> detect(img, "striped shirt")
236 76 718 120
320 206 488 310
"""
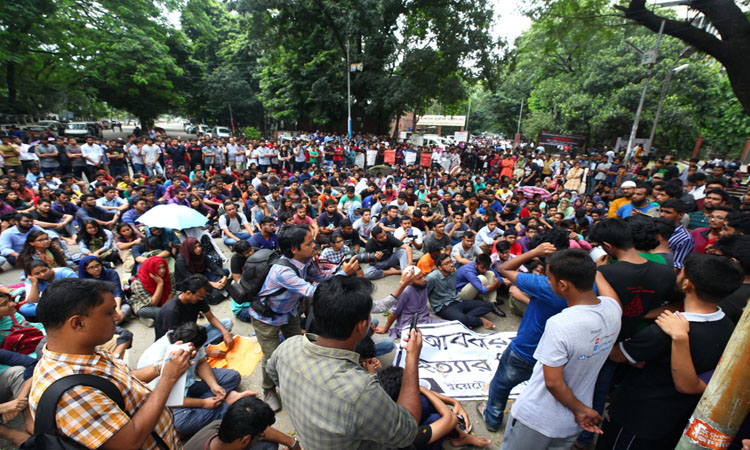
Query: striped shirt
30 347 180 449
668 225 694 269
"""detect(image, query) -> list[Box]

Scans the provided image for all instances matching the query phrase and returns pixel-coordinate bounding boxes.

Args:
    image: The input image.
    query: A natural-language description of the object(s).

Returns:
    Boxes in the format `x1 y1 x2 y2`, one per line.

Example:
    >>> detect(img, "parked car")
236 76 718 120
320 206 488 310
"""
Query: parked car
64 122 90 140
195 124 210 136
24 125 57 140
85 122 103 137
37 120 64 134
183 121 192 131
211 126 231 139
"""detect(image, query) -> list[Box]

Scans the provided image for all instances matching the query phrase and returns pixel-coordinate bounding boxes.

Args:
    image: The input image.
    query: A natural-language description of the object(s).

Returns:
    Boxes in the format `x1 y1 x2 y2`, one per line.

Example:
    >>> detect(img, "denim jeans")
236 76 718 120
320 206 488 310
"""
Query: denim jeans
204 318 234 346
171 368 241 436
223 232 251 246
484 347 535 431
363 248 409 280
370 318 395 356
132 163 146 176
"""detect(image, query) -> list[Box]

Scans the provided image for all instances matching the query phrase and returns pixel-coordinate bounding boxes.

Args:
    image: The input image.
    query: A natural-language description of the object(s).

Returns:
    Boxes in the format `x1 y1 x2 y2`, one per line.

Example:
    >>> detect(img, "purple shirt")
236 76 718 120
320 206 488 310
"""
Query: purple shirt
388 285 443 338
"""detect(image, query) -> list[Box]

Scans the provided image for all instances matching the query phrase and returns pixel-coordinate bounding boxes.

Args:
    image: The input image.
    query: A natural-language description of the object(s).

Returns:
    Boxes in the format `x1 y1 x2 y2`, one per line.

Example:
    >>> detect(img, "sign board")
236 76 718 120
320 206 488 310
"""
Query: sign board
394 321 525 400
537 132 587 148
417 115 466 127
454 131 469 143
614 137 650 153
420 152 432 167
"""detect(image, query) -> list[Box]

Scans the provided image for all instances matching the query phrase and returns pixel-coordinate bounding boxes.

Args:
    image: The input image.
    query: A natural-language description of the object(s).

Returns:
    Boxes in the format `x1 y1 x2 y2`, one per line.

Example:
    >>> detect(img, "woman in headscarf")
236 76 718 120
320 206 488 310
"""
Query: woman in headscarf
174 237 228 305
130 256 175 326
78 255 131 323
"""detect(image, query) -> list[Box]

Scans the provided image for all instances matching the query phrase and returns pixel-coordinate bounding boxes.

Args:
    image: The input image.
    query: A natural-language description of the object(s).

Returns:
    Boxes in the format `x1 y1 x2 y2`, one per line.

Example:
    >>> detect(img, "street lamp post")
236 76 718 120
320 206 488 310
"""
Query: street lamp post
346 18 352 139
624 20 665 164
647 62 689 150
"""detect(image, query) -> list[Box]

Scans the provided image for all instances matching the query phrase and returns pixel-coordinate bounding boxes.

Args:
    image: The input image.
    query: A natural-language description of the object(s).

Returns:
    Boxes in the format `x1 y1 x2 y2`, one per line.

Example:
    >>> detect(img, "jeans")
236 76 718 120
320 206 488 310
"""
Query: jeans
484 347 535 431
132 163 146 175
172 368 241 436
576 358 617 446
136 305 160 320
437 299 492 329
0 254 15 268
146 162 163 176
363 248 409 280
204 318 233 346
370 318 396 356
223 232 251 246
109 164 128 178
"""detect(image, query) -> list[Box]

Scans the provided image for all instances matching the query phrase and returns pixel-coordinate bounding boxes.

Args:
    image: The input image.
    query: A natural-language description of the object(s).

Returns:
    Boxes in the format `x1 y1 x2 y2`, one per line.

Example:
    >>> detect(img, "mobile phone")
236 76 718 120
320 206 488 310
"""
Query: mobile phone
410 314 418 332
456 414 466 431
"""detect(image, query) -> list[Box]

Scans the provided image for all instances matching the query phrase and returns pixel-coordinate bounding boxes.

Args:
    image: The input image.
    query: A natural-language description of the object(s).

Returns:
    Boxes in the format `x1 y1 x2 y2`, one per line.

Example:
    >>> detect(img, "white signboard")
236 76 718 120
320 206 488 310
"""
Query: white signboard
394 321 527 400
454 131 469 143
416 115 466 127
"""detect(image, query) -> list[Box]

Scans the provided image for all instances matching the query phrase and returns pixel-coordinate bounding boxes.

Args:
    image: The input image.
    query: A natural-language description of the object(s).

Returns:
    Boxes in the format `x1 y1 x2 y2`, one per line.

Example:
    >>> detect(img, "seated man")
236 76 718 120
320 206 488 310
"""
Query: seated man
184 396 300 450
249 217 279 250
0 348 36 445
220 200 254 247
30 278 190 449
451 232 482 268
363 226 410 280
394 215 424 251
426 254 494 330
138 321 256 437
456 253 506 317
416 240 442 275
154 275 234 357
21 260 77 320
0 213 47 268
30 198 76 245
374 267 444 339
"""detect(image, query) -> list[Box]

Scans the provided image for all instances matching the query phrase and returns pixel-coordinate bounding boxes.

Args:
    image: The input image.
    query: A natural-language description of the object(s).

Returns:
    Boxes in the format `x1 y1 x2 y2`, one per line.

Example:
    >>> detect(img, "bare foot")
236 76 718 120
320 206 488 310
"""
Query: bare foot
450 431 491 448
226 390 258 405
383 268 402 276
480 317 496 330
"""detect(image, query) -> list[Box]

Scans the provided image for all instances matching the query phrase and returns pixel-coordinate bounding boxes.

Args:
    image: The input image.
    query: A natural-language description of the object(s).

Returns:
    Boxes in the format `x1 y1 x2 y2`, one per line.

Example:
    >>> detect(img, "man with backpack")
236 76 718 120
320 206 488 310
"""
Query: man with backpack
242 226 359 412
28 278 192 449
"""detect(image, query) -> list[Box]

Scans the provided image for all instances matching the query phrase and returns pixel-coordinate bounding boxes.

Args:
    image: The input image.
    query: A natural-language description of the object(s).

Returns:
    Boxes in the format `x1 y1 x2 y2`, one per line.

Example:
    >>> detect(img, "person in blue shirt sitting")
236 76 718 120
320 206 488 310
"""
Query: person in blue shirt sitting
249 217 279 250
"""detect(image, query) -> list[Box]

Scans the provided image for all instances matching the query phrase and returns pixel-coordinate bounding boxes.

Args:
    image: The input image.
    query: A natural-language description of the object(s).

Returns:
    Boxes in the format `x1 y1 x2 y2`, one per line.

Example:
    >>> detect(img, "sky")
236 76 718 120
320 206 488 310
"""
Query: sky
491 0 532 46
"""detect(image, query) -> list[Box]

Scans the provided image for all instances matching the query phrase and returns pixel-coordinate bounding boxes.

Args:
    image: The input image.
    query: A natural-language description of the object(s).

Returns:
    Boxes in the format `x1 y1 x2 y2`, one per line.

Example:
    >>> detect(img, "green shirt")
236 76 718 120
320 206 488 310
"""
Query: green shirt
425 269 461 313
267 334 417 449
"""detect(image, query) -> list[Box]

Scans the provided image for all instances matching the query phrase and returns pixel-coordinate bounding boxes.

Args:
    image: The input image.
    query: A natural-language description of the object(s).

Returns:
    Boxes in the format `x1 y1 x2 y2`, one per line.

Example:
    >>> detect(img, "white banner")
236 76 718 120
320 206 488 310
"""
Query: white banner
394 321 527 400
416 115 466 127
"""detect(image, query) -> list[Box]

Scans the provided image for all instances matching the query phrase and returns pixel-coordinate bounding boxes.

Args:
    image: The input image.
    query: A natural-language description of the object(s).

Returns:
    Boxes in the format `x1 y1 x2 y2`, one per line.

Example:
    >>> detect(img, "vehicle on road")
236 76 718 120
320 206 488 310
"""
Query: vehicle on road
85 122 103 138
211 126 232 139
195 124 210 136
64 122 90 140
24 125 57 140
37 120 64 134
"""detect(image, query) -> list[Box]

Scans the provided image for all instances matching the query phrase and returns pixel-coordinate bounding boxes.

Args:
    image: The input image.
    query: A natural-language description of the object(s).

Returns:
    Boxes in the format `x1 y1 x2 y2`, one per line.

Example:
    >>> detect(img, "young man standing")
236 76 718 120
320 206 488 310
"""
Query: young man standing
598 254 743 449
659 199 694 270
501 249 622 449
267 276 421 449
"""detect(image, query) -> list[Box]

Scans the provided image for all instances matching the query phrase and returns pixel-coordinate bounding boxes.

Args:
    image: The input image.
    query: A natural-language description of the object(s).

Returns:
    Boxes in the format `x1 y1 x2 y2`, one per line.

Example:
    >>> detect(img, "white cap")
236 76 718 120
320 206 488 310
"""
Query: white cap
621 181 636 188
404 265 422 277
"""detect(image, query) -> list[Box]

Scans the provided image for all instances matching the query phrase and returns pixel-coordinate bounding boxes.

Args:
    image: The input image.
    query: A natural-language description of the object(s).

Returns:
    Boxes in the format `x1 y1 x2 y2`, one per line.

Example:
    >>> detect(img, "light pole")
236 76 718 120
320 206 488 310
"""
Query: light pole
345 13 352 139
647 62 689 150
624 20 665 164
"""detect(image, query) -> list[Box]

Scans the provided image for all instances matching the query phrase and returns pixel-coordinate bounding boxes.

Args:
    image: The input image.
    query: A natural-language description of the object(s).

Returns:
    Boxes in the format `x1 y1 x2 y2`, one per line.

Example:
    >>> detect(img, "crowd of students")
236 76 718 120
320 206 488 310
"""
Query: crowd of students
0 128 748 449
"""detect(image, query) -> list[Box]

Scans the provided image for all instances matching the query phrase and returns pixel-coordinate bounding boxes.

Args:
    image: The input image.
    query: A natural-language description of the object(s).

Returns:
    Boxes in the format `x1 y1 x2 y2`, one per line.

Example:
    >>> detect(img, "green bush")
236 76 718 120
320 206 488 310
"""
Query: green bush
243 126 261 139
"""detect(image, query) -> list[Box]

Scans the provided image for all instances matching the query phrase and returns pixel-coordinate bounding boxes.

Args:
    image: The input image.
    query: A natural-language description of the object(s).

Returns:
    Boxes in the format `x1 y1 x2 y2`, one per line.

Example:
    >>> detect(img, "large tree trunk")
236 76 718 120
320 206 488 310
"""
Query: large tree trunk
617 0 750 116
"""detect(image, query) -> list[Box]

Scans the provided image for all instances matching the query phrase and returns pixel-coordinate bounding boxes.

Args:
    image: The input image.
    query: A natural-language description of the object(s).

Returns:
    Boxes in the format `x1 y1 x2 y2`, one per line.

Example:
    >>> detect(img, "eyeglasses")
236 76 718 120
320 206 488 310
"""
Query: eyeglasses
441 260 455 267
35 236 50 243
708 215 726 221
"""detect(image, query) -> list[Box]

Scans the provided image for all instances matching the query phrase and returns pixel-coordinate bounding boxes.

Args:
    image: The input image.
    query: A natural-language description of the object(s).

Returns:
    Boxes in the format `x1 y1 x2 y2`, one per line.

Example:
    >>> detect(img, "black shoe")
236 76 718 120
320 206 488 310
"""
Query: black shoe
495 298 505 306
491 305 507 318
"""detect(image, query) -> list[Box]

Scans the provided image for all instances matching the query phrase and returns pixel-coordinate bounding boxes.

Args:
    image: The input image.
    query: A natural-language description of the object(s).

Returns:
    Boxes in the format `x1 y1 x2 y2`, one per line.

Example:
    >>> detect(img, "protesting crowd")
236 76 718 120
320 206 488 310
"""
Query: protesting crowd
0 127 748 450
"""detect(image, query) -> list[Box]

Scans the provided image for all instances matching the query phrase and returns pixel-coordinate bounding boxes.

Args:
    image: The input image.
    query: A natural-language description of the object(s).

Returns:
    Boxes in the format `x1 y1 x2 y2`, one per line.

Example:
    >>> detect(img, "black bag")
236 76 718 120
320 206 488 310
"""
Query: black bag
227 249 299 318
22 374 168 450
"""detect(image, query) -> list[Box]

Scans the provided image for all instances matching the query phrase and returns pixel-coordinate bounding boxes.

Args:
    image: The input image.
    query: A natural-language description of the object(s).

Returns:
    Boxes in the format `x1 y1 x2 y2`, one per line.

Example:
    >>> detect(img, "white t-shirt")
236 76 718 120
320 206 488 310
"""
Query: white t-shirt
511 296 622 438
353 217 376 241
393 226 423 245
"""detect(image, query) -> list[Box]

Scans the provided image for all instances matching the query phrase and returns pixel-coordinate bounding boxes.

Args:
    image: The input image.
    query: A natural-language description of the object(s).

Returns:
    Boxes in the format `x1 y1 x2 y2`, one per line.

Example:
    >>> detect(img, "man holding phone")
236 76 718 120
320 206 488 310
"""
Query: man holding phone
248 226 359 413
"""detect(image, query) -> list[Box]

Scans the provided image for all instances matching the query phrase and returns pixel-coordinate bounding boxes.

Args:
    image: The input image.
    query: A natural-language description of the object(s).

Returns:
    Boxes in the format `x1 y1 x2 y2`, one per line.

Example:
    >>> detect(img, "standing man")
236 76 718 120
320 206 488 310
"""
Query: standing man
660 199 694 270
249 226 358 412
35 137 61 176
142 138 163 176
80 136 104 182
501 249 621 449
30 278 191 449
267 275 421 449
607 181 635 218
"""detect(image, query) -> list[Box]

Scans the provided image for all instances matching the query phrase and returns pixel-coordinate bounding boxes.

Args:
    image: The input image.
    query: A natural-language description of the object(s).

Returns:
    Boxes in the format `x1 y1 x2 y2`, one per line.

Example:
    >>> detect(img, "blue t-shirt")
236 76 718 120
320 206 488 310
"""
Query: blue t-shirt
511 273 568 363
249 232 278 250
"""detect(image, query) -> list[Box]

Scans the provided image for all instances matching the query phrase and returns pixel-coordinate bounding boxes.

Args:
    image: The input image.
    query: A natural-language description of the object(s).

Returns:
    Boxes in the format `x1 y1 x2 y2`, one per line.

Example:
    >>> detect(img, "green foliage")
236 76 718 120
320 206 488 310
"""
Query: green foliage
243 125 261 139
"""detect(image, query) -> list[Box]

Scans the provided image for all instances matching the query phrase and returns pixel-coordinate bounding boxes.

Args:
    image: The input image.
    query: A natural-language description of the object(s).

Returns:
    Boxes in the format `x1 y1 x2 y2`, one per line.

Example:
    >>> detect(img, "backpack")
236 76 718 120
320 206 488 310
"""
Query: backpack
1 314 44 355
21 374 168 450
227 249 299 317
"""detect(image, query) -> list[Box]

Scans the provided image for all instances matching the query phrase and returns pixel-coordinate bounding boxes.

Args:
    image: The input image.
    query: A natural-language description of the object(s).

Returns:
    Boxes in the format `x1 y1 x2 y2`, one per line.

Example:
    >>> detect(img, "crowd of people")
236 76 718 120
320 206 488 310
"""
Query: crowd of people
0 128 748 449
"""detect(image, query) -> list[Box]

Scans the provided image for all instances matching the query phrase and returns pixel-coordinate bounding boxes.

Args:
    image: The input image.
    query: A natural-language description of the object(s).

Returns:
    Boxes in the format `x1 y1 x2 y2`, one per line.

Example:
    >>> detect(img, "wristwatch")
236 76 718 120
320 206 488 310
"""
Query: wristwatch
287 438 300 449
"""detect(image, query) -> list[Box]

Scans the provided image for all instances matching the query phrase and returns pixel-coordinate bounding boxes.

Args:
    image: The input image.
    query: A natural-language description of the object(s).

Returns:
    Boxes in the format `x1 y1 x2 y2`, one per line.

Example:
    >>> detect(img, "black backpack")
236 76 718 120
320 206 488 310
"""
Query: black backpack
227 248 300 317
22 374 168 450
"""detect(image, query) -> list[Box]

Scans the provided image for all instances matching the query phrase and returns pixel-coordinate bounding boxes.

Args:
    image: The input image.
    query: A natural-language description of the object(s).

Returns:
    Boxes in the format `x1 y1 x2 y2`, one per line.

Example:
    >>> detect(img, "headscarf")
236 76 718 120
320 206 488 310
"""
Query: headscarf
78 255 104 279
180 237 205 274
137 256 171 306
347 201 362 223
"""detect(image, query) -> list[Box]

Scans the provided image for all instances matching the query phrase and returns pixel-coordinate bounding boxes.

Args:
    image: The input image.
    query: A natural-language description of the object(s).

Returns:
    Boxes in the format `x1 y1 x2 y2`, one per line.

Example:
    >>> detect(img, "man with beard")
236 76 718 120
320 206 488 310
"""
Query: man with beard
615 183 659 218
607 181 636 218
373 267 444 339
0 213 47 267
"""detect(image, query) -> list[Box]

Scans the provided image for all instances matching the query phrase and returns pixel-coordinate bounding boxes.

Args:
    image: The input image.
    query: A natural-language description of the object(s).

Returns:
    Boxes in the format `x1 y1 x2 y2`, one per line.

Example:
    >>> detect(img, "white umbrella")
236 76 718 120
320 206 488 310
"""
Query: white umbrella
136 204 208 230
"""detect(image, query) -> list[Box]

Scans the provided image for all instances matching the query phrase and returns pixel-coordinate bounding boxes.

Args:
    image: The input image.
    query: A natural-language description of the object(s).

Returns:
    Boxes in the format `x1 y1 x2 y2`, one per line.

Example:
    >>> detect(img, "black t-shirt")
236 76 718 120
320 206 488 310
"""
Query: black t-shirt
598 260 677 341
106 145 127 166
379 215 400 230
230 253 246 275
31 208 64 224
154 296 210 340
611 313 734 440
365 233 403 258
718 282 750 325
335 229 365 248
317 211 343 229
471 216 486 232
187 145 202 162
